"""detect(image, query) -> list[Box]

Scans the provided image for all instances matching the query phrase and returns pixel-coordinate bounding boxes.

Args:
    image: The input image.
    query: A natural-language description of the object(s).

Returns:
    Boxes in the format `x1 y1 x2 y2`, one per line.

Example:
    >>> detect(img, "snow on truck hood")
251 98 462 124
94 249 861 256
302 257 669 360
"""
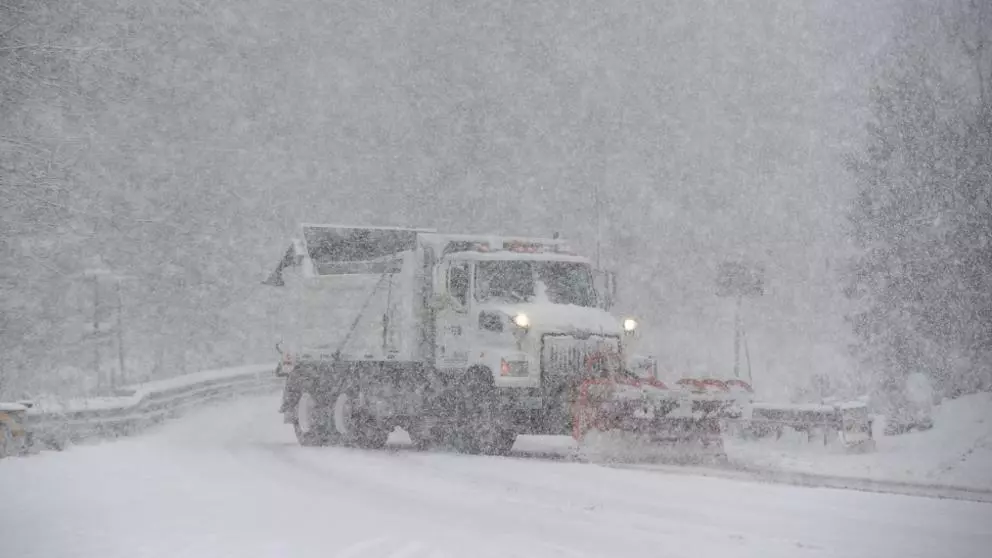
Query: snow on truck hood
480 302 624 336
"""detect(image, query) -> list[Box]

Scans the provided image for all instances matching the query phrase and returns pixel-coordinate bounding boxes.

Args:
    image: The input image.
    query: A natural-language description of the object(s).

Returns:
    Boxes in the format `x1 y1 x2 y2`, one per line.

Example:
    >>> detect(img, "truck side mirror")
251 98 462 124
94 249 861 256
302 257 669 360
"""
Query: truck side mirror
291 238 305 266
428 293 450 311
478 311 504 332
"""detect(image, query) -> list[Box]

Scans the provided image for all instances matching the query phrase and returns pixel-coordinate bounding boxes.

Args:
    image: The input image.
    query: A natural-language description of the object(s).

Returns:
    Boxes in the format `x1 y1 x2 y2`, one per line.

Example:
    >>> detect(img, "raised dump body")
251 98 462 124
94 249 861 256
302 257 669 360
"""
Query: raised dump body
266 224 425 363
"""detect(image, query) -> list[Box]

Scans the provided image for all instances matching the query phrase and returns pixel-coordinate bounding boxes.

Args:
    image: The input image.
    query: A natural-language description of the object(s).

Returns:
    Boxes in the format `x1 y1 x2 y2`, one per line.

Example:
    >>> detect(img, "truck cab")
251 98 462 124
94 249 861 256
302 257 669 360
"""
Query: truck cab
429 237 633 382
422 236 644 432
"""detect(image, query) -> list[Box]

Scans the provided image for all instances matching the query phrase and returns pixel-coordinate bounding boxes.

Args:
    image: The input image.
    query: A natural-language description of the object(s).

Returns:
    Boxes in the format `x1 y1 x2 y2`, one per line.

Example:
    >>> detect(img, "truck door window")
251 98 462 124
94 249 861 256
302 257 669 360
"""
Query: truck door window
448 263 470 307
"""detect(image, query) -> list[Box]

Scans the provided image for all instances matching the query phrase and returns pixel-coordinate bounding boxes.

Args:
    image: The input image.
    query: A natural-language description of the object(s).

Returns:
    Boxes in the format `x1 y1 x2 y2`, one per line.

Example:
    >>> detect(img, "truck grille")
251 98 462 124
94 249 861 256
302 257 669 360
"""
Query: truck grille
540 334 620 378
538 333 621 435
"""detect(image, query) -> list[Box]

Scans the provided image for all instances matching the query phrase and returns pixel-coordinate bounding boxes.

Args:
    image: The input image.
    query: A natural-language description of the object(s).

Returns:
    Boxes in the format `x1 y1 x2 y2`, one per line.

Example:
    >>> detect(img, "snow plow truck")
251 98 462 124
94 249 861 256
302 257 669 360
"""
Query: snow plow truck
263 224 741 460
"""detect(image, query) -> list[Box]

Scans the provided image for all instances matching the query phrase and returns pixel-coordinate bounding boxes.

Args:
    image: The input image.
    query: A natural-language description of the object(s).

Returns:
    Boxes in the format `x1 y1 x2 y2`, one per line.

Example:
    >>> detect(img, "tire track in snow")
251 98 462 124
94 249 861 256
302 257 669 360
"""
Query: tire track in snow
331 537 461 558
253 444 672 555
245 444 615 557
336 445 992 557
334 537 392 558
147 394 992 557
252 442 835 557
386 540 429 558
392 451 843 553
331 537 595 558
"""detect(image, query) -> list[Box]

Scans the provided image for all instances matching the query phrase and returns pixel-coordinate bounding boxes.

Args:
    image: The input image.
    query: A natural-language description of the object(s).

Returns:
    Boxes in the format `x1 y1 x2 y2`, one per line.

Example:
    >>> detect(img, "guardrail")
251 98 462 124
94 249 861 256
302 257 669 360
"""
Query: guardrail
616 376 878 451
730 400 877 451
3 364 282 456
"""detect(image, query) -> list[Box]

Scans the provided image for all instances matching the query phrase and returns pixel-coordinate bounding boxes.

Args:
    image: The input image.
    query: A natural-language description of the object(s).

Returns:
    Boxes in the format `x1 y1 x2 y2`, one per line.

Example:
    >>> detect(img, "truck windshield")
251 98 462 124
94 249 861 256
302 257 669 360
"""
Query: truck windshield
537 261 598 307
475 261 534 302
475 260 597 308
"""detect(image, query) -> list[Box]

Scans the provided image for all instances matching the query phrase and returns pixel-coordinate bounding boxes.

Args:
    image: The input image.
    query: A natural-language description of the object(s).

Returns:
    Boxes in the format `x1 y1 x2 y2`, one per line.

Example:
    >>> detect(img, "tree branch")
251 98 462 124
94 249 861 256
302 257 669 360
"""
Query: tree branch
0 2 28 15
0 43 128 52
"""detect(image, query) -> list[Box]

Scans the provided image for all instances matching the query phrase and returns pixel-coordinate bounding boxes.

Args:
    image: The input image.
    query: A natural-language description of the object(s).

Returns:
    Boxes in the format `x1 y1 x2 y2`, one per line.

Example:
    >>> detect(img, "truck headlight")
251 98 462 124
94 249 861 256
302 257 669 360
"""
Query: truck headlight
513 313 530 328
623 318 637 333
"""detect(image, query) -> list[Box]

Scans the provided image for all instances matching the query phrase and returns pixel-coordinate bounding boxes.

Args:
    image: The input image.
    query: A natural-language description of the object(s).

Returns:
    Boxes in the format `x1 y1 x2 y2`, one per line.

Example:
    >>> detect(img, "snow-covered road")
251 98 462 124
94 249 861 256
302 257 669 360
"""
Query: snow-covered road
2 395 990 558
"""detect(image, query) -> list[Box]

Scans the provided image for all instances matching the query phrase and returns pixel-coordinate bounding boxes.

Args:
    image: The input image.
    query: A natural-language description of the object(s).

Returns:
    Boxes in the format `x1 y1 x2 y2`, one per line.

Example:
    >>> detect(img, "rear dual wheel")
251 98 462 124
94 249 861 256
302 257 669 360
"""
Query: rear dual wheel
407 418 445 451
0 422 12 458
294 383 390 450
331 384 390 450
458 416 516 456
293 387 334 447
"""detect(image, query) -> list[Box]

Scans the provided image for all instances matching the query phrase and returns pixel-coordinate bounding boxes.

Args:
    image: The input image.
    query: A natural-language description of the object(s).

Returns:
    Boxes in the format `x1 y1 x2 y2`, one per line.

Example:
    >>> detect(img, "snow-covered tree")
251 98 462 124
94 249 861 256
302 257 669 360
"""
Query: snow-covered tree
844 0 992 403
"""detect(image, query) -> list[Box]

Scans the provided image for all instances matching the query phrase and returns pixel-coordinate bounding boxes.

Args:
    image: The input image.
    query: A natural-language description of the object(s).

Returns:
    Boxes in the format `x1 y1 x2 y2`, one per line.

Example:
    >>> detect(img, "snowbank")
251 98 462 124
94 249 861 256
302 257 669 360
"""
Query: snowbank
0 402 28 412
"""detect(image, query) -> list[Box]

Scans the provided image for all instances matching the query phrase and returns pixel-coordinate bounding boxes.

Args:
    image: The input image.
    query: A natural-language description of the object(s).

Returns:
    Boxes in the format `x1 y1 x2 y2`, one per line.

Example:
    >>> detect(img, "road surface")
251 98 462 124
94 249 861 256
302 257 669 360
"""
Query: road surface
2 394 990 558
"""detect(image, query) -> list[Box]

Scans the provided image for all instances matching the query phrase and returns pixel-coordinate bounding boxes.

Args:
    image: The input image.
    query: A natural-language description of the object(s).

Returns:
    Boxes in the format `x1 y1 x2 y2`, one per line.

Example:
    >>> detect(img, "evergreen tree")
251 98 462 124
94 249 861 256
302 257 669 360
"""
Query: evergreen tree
844 0 992 405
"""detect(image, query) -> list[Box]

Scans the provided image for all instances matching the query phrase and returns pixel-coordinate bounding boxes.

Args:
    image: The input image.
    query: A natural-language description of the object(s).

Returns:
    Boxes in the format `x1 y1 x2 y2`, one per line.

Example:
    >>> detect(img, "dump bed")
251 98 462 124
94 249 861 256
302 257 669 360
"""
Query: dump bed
267 225 433 363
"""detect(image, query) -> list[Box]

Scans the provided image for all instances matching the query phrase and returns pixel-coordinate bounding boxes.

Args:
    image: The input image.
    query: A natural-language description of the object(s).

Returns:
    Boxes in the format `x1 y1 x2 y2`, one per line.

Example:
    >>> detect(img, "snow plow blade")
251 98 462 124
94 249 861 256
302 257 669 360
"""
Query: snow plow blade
570 378 739 465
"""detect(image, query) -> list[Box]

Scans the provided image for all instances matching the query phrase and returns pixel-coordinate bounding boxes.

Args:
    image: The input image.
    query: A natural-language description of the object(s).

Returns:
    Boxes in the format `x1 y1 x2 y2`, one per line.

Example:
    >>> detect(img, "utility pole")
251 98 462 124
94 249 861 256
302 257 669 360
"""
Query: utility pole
82 266 133 393
717 259 764 383
591 119 608 271
115 278 126 388
93 273 101 392
83 265 111 394
592 179 602 270
731 294 753 382
733 295 742 379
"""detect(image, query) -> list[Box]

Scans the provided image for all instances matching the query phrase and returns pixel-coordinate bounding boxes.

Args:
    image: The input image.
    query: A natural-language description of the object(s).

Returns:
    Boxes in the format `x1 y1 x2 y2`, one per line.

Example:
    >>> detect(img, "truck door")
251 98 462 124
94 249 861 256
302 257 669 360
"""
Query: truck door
436 260 471 370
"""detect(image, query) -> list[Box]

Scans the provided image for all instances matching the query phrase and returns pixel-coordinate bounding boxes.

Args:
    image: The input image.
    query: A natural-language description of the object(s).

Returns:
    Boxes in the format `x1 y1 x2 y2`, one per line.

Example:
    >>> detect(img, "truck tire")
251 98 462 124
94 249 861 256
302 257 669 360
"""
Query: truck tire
453 370 516 456
332 383 389 450
406 420 443 451
0 422 11 458
293 384 334 447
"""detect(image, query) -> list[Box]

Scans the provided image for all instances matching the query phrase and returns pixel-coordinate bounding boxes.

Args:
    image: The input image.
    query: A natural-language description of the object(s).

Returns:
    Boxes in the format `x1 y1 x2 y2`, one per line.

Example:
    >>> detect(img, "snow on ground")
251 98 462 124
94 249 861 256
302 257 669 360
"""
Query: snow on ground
726 392 992 490
2 394 991 558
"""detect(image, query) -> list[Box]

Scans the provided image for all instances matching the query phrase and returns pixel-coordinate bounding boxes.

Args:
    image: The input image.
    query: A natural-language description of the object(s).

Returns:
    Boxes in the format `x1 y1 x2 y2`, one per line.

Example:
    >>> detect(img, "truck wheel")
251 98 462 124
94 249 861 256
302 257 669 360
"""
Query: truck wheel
464 423 516 456
0 422 10 458
454 374 516 456
407 421 440 451
332 385 389 450
294 387 333 447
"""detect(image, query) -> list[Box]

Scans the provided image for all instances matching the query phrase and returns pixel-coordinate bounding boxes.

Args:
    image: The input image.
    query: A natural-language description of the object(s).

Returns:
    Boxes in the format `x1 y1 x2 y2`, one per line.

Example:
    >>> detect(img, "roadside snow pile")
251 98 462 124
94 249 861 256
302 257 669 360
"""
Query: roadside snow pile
726 392 992 490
